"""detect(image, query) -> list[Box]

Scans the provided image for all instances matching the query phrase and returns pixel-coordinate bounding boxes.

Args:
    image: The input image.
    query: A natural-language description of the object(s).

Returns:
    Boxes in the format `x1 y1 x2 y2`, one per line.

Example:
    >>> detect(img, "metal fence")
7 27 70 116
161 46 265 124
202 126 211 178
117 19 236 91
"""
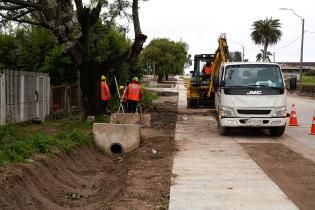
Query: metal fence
0 70 50 125
51 84 81 117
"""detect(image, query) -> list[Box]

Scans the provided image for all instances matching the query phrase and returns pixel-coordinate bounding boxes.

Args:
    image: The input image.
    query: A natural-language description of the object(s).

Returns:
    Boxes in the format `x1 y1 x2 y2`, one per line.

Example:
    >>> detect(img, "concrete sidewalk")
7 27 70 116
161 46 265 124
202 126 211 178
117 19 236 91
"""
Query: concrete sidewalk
169 81 298 210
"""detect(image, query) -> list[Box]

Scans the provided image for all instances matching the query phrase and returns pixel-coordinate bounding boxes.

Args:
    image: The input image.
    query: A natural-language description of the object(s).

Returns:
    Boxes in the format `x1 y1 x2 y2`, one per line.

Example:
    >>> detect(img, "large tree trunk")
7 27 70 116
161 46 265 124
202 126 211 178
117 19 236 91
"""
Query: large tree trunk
80 61 99 118
263 40 268 62
165 73 169 81
158 75 163 83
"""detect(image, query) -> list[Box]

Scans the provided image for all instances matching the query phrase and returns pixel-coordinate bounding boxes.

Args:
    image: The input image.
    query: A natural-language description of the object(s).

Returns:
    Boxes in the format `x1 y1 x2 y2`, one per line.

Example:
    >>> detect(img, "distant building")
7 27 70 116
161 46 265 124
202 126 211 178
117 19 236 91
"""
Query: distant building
277 62 315 79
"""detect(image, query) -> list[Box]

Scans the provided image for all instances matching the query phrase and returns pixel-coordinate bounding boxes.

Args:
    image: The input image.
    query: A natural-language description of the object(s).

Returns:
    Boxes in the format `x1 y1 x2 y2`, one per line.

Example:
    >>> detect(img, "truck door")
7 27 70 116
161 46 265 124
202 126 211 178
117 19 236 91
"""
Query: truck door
215 65 225 111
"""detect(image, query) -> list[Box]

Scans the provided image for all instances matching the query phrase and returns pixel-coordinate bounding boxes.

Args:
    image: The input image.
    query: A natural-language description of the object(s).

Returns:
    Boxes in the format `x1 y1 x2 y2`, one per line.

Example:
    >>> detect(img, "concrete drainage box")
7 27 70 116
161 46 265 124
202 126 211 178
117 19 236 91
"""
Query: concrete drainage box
110 113 151 127
93 123 140 156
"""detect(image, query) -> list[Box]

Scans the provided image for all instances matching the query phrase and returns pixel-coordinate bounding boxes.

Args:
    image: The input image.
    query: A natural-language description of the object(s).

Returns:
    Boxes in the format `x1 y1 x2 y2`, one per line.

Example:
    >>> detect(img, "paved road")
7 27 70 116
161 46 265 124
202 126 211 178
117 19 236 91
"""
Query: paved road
169 81 298 210
286 95 315 149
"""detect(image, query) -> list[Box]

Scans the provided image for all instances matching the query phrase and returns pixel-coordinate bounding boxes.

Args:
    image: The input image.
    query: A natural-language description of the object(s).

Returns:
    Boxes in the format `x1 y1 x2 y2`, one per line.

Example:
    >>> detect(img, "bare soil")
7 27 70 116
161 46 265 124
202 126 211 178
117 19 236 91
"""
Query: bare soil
241 143 315 210
0 94 178 210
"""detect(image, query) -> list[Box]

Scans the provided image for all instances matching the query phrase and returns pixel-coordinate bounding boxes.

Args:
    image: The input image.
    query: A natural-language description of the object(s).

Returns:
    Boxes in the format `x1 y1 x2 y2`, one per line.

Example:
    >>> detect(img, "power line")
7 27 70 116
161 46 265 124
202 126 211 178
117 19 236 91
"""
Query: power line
271 34 301 51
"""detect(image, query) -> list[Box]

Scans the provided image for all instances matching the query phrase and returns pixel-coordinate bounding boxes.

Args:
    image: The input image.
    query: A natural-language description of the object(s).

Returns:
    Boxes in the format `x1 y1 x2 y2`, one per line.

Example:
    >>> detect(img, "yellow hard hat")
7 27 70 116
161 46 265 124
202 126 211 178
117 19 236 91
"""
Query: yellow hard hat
119 86 124 90
101 75 106 81
132 77 139 82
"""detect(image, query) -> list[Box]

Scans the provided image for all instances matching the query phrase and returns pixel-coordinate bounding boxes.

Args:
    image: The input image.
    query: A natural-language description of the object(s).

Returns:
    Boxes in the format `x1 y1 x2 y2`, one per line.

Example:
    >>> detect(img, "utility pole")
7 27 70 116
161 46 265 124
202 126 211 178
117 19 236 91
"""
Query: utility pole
273 52 275 62
232 41 245 62
299 18 305 95
242 46 245 62
280 8 305 95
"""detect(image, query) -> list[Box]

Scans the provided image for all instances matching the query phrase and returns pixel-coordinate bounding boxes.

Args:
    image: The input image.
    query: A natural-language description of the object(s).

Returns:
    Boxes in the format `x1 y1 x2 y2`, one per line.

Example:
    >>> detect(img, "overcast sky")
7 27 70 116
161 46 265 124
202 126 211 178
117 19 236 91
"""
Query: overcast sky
135 0 315 63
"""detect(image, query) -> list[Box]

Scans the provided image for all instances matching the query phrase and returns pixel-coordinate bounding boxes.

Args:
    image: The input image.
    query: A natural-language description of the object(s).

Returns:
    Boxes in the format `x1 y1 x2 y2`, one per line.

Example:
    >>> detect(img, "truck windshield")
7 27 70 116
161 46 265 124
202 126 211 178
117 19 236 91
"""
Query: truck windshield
224 64 284 89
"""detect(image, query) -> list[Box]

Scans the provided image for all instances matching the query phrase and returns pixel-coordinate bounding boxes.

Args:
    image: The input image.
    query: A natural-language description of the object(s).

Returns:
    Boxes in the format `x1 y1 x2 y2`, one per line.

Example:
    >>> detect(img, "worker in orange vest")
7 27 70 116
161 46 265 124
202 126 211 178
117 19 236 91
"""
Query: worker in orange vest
203 61 212 77
123 77 143 113
100 75 111 115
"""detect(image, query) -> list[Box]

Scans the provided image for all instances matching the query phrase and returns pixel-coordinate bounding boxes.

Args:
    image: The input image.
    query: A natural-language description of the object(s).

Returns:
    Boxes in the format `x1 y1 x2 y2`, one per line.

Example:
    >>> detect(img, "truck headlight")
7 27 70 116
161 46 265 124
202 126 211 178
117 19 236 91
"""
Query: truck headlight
220 106 235 117
273 107 287 117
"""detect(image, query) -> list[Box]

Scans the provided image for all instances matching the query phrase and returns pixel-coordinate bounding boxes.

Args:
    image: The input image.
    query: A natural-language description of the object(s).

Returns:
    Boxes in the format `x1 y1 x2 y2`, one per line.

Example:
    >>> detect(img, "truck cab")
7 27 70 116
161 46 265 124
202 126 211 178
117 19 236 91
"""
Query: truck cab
215 62 287 136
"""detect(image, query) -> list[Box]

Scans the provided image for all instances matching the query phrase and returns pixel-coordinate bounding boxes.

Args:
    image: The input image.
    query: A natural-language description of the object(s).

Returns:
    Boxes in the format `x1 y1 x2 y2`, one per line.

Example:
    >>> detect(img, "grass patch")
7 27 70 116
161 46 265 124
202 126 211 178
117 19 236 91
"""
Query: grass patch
0 115 101 168
303 76 315 85
140 88 159 110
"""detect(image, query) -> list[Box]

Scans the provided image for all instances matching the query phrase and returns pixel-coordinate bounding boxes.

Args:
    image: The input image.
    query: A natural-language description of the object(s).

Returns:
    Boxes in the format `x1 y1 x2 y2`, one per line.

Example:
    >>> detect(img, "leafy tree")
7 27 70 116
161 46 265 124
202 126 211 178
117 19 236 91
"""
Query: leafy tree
0 0 147 117
140 38 188 82
250 17 282 62
14 27 57 72
256 49 272 62
0 33 15 69
229 51 242 62
43 46 76 85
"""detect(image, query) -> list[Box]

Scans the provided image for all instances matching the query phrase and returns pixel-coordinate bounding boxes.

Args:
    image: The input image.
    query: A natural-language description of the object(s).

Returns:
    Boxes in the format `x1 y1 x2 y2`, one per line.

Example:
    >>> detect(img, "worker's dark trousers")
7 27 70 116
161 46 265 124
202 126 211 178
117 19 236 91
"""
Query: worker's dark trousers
127 100 138 113
101 100 109 114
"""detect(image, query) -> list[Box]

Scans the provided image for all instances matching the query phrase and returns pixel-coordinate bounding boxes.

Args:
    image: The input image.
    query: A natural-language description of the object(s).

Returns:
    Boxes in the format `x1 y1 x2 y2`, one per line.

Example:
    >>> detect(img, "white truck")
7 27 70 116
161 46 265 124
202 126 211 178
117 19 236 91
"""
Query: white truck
214 62 288 136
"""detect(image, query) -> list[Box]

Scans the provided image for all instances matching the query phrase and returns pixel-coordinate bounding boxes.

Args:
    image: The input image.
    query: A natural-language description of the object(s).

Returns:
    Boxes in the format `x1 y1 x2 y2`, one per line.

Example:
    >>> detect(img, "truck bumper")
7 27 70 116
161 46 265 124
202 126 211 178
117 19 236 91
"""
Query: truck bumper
219 117 287 127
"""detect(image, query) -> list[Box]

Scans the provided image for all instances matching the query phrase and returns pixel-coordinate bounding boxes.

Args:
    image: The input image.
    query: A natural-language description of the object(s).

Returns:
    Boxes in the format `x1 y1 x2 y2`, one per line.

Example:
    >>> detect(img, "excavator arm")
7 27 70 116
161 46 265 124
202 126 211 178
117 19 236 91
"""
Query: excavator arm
207 34 229 97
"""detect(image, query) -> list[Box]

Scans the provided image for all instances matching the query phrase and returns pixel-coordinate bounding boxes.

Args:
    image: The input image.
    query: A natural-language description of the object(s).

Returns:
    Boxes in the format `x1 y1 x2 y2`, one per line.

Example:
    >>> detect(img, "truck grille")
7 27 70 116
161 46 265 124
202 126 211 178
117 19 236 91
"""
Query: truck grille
237 110 271 115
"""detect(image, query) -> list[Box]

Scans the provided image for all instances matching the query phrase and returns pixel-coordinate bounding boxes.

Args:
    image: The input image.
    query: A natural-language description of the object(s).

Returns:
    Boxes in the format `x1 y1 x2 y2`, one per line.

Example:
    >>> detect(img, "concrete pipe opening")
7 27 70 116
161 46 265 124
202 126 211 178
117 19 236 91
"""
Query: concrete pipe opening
110 143 124 156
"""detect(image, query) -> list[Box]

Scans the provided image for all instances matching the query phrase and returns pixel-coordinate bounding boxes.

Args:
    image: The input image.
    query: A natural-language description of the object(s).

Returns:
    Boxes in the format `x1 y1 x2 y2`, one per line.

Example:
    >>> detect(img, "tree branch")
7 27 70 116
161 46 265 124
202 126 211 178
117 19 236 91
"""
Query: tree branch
7 8 37 20
90 0 105 25
132 0 141 36
55 0 61 28
0 5 24 10
0 13 51 29
2 0 41 9
74 0 83 14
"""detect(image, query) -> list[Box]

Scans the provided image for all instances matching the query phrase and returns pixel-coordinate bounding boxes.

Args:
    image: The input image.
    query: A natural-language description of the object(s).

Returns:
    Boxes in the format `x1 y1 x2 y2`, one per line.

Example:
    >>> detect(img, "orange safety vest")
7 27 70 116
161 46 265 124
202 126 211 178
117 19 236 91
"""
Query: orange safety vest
101 81 110 101
204 66 212 76
127 83 141 102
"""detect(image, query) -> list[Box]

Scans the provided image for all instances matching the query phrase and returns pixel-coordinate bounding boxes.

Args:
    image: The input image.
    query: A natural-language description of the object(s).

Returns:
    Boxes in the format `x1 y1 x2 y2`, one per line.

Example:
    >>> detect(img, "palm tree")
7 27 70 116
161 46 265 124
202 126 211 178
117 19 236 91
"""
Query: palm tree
256 49 273 62
251 17 282 61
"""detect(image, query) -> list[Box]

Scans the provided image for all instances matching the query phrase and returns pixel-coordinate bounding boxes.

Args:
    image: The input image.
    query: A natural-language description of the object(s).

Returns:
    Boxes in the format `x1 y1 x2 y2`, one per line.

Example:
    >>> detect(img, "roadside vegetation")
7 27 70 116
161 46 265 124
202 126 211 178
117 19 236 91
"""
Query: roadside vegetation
303 76 315 85
139 89 159 110
140 38 189 82
0 88 158 168
0 116 109 168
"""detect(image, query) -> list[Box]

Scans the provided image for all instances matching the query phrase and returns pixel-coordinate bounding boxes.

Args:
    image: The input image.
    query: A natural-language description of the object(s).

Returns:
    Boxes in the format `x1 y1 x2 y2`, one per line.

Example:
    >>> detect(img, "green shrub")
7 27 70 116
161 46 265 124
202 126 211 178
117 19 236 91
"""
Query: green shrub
0 125 20 144
140 89 159 110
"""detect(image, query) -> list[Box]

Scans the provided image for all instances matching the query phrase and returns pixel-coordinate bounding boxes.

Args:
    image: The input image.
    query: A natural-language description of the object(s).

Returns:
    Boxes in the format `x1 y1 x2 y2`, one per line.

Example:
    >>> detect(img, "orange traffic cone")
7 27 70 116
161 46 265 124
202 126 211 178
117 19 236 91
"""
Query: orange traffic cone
309 110 315 135
288 104 300 126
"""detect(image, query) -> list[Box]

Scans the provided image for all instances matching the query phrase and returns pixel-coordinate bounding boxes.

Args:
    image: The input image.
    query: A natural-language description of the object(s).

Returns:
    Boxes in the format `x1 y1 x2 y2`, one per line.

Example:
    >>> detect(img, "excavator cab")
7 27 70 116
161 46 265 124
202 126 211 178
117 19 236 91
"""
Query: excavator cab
186 34 229 108
191 54 215 80
187 54 215 108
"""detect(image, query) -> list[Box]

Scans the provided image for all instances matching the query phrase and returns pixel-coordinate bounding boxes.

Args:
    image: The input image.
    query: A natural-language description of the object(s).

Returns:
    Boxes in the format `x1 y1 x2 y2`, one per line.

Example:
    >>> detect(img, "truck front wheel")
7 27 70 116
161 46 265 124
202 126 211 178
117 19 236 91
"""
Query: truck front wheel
218 121 230 135
187 99 196 109
269 126 285 137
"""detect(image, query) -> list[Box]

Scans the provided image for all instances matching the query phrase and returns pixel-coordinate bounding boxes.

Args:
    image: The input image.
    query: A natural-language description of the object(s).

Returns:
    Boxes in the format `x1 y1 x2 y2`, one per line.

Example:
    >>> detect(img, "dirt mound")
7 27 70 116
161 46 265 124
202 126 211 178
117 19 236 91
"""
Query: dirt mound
0 94 178 210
